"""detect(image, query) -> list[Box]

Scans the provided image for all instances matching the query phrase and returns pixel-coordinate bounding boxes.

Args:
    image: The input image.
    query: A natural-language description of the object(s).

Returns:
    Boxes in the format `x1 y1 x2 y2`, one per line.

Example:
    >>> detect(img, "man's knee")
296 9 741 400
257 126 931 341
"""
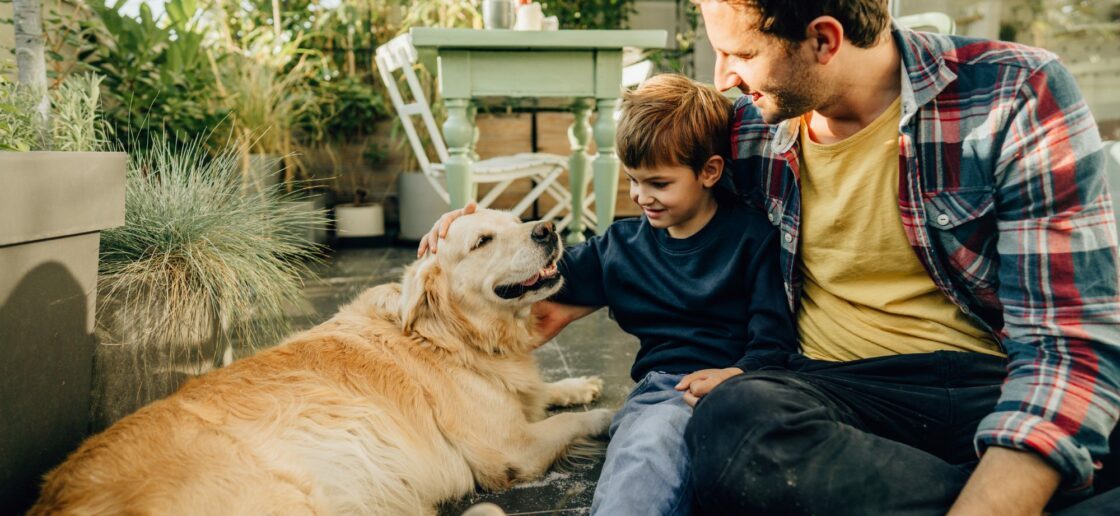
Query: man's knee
688 372 814 451
685 372 826 510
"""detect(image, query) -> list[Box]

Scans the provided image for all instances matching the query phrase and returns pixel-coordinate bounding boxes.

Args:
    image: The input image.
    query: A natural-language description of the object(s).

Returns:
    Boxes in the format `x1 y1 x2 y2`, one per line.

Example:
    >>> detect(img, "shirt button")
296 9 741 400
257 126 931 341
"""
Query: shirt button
936 213 951 226
784 232 793 243
768 212 776 222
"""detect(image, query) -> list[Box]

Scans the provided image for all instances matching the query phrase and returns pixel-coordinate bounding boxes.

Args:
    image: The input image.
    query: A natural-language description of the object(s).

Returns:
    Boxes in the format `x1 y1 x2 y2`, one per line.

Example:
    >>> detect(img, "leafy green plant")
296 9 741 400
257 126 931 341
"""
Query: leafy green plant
300 75 388 143
540 0 637 30
398 0 482 30
76 0 226 148
50 73 111 151
0 72 40 151
1 71 111 151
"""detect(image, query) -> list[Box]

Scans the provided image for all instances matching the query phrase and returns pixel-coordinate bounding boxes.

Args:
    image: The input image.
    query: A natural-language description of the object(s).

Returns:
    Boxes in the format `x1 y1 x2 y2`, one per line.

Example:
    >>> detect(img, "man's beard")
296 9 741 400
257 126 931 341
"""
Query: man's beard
756 52 827 125
762 87 821 124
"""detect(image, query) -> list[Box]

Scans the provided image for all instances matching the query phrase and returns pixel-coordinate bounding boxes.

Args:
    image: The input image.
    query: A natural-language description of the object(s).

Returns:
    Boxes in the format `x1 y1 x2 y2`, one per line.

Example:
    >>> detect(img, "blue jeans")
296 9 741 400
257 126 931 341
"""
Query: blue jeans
590 371 693 516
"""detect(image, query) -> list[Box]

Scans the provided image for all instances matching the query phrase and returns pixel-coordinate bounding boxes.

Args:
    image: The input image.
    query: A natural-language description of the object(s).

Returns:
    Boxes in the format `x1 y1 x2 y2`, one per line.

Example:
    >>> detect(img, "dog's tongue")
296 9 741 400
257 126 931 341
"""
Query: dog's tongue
520 272 541 286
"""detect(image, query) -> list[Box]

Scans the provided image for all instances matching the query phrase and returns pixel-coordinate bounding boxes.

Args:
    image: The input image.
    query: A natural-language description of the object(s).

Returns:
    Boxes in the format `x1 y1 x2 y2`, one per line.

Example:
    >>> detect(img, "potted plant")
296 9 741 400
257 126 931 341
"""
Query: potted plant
91 135 326 432
333 141 389 242
216 28 314 194
0 47 125 516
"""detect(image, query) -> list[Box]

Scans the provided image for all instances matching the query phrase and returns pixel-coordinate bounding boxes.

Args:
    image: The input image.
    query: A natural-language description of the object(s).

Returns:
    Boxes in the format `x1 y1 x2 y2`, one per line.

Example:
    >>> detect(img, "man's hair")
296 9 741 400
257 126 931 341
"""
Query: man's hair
616 73 732 174
721 0 890 49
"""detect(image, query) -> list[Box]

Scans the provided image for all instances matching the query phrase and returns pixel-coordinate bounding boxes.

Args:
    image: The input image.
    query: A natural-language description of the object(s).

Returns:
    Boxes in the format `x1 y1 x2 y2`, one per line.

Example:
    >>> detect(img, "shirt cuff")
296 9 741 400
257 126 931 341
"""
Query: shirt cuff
733 350 792 372
974 411 1098 493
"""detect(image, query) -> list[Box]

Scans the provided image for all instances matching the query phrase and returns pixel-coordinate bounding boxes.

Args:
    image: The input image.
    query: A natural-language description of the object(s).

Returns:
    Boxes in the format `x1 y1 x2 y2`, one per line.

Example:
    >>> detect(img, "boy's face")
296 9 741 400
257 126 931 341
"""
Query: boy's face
701 1 828 124
627 159 721 237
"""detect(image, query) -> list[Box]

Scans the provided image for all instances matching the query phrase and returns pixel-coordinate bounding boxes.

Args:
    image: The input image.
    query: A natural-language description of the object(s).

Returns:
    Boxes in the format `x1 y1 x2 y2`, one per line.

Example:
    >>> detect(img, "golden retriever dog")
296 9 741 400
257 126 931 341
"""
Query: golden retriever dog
31 209 612 515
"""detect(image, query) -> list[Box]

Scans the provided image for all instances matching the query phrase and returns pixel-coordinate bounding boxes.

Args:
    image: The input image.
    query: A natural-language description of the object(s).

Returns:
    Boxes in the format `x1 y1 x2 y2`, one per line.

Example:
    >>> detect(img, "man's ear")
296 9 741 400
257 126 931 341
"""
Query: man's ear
399 256 440 333
805 16 844 65
700 155 724 188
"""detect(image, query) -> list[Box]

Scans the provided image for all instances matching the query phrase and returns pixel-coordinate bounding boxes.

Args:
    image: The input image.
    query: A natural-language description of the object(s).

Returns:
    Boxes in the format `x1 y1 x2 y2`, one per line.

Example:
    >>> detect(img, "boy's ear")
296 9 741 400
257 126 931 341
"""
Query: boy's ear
700 155 724 188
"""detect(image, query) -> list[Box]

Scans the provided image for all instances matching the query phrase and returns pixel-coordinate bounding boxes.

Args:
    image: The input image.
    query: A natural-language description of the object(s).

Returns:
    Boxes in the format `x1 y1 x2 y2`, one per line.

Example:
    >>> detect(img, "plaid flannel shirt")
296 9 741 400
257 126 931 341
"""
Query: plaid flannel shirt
729 25 1120 492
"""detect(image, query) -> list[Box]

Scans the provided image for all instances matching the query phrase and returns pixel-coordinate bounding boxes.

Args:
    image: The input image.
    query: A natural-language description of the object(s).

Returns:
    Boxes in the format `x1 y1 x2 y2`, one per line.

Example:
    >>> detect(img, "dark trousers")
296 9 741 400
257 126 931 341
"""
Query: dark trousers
684 351 1120 515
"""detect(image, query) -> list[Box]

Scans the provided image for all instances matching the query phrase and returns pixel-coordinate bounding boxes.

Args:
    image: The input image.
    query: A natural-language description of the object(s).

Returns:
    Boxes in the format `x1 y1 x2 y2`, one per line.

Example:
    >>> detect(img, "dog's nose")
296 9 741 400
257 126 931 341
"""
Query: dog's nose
531 221 556 243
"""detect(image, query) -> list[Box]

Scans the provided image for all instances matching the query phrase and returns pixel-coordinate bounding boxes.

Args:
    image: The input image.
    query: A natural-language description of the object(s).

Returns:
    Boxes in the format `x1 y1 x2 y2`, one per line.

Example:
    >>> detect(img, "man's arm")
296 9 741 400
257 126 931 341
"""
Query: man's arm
949 447 1061 515
968 57 1120 506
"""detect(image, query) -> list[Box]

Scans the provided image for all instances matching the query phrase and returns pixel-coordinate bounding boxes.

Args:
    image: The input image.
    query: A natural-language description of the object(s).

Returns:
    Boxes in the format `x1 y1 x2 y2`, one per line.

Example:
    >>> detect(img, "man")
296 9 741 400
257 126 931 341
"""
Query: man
419 1 1119 512
678 0 1120 514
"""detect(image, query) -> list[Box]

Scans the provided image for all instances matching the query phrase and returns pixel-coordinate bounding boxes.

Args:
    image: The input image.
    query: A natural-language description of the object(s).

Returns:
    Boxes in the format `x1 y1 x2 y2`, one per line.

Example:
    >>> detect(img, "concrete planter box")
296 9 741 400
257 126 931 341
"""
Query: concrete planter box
0 152 126 513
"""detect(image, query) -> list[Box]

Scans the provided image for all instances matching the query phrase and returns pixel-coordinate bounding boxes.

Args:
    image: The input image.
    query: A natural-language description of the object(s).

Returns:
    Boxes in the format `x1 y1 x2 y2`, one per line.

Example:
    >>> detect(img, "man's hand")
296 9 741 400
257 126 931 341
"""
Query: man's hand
531 301 598 347
676 367 744 407
417 201 478 257
948 446 1061 515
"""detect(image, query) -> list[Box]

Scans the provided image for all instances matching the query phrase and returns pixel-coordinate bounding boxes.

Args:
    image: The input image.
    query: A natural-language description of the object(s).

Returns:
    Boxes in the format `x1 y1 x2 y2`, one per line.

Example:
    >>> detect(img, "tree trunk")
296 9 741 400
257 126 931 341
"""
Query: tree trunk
13 0 51 142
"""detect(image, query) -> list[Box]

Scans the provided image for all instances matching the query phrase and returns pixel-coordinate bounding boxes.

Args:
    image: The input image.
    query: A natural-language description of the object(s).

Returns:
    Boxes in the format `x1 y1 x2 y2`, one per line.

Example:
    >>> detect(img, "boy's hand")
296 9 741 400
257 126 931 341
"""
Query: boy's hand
676 367 743 407
531 301 599 347
417 202 478 257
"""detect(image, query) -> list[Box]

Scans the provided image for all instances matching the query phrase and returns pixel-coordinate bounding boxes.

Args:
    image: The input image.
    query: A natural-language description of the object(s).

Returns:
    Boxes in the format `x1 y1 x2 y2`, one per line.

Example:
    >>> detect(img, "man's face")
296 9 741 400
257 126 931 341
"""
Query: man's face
701 1 828 124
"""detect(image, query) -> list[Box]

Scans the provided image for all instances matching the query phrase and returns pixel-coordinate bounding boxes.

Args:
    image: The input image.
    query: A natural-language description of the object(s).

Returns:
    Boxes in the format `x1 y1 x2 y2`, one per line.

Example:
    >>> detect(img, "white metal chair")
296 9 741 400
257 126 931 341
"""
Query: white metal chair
897 12 956 35
376 34 583 228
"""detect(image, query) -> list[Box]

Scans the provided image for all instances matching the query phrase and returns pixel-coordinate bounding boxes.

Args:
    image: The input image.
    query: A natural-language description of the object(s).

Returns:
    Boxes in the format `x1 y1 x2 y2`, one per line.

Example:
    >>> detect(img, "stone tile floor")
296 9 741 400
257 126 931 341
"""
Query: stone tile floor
297 245 638 515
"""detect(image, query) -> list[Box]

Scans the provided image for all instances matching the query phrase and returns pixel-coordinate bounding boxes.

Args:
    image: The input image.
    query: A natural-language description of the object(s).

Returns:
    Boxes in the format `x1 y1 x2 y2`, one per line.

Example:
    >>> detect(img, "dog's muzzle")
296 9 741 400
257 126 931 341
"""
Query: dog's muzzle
531 221 558 253
493 221 562 300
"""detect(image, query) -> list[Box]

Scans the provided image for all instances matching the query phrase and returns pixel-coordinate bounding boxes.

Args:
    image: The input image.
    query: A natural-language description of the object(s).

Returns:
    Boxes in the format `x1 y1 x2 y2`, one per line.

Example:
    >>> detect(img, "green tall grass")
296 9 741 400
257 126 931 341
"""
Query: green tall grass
97 135 327 358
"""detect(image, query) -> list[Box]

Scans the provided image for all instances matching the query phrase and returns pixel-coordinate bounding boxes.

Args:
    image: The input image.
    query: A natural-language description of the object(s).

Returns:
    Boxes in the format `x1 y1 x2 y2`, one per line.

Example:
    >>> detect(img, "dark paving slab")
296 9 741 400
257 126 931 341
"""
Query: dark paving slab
301 245 638 515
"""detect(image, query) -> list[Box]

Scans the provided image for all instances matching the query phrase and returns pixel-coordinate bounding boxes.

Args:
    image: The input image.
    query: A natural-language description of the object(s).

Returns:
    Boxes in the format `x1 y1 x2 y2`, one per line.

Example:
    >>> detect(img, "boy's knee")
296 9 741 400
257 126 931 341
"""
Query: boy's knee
620 403 693 450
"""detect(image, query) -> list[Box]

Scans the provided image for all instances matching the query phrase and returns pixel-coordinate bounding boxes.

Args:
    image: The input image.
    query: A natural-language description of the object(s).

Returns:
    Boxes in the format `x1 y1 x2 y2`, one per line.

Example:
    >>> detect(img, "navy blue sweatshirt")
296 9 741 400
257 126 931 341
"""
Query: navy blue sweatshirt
553 200 797 381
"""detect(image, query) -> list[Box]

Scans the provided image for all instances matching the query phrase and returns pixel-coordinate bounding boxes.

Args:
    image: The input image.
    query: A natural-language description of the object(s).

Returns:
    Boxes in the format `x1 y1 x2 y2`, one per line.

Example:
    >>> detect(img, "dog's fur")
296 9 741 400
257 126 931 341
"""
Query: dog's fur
31 209 612 515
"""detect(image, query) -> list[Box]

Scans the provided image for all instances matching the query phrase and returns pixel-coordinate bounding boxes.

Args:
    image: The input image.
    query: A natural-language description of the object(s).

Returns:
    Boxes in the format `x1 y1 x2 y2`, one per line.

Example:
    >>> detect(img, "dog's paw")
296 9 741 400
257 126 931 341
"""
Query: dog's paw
583 408 615 436
548 376 604 407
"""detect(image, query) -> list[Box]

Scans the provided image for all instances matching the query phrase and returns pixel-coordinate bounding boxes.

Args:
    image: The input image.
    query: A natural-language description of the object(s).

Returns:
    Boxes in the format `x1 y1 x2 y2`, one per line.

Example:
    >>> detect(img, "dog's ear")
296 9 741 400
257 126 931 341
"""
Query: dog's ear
399 257 440 333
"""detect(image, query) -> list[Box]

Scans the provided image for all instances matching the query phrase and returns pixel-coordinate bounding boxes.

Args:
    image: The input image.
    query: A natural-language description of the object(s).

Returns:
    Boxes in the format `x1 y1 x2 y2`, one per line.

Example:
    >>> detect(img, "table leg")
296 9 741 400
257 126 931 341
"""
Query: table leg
592 97 620 234
468 102 480 161
442 98 475 209
566 98 594 244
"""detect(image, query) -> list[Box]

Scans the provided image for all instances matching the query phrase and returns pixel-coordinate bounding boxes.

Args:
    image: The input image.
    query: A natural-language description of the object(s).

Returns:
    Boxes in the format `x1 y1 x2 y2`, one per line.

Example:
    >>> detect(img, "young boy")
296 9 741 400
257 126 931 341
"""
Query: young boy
420 74 796 515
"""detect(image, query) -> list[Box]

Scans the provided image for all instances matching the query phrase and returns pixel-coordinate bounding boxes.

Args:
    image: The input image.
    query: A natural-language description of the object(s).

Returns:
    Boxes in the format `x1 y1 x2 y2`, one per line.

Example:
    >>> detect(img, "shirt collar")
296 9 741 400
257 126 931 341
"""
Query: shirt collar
770 22 957 153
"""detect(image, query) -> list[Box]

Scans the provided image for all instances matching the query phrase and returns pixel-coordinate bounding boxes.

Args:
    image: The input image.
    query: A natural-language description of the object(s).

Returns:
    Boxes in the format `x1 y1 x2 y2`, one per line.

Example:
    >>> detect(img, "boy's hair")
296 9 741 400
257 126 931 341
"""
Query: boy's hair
616 73 732 174
704 0 890 49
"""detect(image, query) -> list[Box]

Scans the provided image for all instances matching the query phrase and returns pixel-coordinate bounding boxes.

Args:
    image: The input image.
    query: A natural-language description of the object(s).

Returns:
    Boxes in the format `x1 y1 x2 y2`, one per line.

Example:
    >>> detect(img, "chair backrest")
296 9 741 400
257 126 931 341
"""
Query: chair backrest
375 34 449 179
897 12 956 35
622 59 654 88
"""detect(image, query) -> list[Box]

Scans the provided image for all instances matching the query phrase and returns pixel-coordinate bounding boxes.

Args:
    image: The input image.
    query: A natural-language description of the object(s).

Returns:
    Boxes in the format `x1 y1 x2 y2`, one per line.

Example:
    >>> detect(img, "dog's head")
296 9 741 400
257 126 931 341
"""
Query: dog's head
398 209 563 350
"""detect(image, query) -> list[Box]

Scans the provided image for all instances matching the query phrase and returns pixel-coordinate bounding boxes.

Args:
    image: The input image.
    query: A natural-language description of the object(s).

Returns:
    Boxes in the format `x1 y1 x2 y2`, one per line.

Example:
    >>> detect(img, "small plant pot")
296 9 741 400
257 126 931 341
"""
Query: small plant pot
287 192 330 245
398 172 450 241
335 203 386 238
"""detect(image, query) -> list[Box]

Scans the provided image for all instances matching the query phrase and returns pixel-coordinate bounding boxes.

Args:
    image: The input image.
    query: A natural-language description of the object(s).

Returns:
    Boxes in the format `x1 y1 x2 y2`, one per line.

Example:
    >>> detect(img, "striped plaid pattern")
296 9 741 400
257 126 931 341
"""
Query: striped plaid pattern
729 25 1120 492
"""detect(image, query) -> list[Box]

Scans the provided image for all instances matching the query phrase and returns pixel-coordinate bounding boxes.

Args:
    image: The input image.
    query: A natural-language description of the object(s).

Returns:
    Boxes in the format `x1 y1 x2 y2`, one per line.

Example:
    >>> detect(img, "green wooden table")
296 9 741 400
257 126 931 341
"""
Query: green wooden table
409 28 667 242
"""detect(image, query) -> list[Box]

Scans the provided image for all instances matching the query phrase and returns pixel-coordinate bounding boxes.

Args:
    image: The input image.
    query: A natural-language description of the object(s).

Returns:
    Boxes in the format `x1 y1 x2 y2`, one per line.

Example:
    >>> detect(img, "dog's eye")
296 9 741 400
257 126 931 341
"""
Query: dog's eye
472 234 493 251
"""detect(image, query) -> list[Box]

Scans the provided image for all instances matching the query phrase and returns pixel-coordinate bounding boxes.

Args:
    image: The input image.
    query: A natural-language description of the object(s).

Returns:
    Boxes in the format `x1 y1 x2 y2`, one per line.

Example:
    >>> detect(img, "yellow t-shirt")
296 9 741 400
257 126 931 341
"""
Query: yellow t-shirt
796 97 1003 361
